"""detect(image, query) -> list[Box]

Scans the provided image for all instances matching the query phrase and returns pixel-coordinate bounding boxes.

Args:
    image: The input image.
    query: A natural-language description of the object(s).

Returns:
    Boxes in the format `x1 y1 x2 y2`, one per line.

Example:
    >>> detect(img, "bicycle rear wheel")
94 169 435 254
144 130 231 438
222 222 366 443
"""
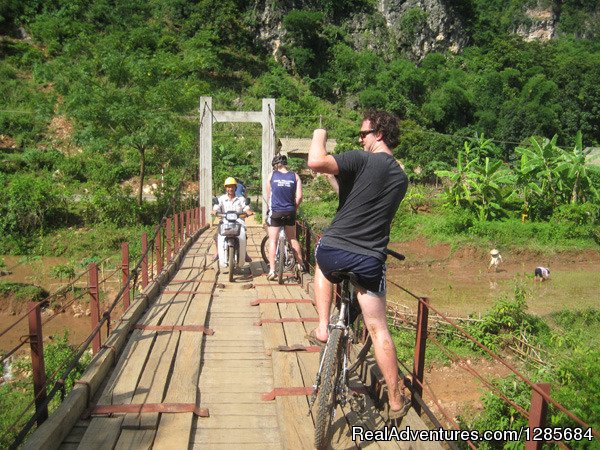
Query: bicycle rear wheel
314 327 343 450
277 235 285 284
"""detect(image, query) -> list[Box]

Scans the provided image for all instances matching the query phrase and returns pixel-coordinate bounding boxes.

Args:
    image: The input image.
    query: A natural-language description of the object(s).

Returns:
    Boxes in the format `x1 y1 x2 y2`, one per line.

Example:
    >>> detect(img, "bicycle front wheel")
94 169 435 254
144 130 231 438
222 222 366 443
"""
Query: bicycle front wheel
228 246 235 282
260 235 270 265
314 327 343 450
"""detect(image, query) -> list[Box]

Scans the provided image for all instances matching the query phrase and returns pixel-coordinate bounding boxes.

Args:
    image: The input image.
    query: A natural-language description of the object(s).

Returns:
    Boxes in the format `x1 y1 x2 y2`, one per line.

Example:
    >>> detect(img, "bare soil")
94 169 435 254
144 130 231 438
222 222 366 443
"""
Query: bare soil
423 358 513 426
387 238 600 317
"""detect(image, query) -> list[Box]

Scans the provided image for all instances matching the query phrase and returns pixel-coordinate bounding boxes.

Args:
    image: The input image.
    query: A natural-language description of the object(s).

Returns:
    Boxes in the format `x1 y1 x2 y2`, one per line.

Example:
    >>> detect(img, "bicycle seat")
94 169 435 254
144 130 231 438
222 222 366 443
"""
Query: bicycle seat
330 271 365 290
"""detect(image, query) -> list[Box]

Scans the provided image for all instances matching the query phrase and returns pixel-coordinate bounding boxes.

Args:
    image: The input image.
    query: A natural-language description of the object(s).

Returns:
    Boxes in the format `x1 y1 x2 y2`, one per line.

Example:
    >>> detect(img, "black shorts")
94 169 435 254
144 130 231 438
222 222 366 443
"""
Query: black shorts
315 243 386 295
268 211 296 227
534 268 542 277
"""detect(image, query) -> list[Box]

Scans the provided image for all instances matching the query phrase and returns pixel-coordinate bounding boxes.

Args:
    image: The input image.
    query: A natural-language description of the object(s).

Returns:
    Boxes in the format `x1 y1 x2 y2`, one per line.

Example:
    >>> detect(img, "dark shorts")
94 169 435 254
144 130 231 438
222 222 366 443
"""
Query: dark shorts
268 211 296 227
315 243 386 295
534 268 542 277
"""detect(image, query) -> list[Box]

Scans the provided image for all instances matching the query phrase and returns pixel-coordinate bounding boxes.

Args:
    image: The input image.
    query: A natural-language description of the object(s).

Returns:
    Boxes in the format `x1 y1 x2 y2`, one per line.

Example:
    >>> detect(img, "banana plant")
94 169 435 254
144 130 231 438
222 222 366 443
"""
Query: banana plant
555 131 600 204
436 136 516 220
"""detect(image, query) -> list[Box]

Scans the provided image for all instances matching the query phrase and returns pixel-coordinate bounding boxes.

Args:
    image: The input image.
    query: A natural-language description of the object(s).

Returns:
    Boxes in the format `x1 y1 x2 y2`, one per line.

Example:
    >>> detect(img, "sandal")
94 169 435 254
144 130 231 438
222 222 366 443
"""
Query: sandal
305 328 327 347
386 399 411 421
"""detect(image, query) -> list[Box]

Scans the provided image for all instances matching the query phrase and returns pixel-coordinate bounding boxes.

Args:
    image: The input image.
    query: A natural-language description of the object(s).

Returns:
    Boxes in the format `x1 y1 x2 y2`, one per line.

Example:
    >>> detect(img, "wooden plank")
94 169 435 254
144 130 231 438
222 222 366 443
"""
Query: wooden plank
121 328 180 428
190 443 282 450
194 427 281 444
114 429 155 450
200 391 272 404
270 351 315 449
76 417 123 450
198 415 281 429
59 422 87 445
152 285 211 449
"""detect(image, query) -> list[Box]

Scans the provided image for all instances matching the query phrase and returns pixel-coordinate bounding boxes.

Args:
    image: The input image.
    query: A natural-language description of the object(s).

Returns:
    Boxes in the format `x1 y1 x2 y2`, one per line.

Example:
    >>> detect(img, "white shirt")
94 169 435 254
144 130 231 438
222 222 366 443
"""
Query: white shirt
536 267 550 278
213 194 250 215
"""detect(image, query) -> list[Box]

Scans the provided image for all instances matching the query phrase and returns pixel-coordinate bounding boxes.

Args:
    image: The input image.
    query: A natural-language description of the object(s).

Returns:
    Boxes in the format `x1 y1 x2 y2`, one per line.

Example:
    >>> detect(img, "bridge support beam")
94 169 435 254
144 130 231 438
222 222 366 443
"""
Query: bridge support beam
198 96 276 219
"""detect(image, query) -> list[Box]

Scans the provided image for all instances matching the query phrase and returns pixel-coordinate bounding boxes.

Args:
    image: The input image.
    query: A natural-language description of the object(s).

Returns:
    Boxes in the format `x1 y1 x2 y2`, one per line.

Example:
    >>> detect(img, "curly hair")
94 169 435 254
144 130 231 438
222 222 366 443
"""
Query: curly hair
363 110 400 149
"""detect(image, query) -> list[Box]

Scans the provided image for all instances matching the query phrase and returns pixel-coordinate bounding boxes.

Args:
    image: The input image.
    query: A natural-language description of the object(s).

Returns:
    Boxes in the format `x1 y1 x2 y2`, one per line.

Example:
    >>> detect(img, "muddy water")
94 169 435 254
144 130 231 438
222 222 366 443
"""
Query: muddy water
386 240 600 317
0 256 122 353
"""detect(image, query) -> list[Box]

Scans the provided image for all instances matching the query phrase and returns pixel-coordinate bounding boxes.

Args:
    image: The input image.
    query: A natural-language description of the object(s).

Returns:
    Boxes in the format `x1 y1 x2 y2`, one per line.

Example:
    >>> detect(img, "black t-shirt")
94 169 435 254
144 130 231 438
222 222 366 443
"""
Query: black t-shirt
320 150 408 261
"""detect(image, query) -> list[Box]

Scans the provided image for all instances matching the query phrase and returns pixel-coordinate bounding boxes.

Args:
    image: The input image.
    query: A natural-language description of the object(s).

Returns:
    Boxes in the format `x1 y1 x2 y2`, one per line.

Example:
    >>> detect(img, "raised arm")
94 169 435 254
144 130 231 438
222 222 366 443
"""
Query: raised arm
295 173 303 208
308 129 339 175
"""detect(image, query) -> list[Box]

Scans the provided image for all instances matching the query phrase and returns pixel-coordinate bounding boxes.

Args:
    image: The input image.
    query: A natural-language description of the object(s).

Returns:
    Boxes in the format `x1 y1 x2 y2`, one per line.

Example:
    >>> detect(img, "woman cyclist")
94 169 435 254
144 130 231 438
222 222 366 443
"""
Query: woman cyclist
265 154 307 280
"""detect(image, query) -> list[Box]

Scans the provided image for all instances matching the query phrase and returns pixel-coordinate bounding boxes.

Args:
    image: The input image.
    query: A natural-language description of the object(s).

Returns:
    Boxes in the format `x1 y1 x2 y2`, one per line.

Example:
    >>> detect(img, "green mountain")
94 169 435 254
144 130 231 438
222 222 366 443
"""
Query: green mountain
1 0 599 248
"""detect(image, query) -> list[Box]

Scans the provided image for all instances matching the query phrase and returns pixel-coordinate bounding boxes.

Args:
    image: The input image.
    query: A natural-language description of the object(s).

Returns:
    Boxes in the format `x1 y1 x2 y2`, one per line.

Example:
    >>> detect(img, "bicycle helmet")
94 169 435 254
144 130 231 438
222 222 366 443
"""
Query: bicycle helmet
271 154 287 167
224 176 237 186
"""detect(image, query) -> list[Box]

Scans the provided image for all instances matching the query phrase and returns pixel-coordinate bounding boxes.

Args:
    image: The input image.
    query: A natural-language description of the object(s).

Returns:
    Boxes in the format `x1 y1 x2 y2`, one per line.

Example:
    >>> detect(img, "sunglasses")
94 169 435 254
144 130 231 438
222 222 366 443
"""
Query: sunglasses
358 129 376 139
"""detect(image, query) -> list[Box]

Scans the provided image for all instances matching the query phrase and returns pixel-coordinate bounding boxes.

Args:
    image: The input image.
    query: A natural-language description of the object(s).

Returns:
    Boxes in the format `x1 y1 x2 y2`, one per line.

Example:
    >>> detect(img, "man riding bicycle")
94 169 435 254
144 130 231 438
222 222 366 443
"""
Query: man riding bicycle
212 176 253 267
265 154 307 281
307 110 408 417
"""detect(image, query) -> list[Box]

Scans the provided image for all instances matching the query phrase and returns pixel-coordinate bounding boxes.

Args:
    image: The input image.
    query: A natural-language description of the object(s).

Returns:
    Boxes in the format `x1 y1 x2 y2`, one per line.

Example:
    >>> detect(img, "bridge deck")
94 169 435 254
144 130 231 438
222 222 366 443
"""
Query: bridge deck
54 225 433 450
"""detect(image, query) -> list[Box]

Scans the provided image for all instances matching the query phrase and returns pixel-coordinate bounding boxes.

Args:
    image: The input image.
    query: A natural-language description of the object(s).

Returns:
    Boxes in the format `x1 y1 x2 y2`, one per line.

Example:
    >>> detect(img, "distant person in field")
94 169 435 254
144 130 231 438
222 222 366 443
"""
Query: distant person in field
534 266 550 282
488 249 503 272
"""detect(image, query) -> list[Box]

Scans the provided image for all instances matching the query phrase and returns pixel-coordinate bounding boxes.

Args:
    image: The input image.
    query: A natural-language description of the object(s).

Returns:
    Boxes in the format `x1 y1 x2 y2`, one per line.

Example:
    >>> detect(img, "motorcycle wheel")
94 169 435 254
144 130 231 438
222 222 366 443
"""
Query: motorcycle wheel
228 245 235 282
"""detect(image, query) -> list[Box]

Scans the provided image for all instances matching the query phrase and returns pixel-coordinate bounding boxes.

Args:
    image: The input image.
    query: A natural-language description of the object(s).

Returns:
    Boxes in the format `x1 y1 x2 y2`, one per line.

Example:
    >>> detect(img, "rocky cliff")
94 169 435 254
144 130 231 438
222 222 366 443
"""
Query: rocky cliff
254 0 469 61
253 0 598 62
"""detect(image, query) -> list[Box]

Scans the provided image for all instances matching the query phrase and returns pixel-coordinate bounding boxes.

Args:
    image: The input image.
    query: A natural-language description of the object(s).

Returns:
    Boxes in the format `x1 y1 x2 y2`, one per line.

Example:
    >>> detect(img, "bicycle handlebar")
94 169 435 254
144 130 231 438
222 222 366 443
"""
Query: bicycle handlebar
385 248 405 261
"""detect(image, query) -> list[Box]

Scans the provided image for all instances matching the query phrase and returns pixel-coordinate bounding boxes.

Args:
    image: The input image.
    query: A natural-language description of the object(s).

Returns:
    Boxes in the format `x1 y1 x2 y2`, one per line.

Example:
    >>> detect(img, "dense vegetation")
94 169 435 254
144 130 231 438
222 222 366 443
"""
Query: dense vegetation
0 1 599 445
0 332 90 448
391 288 600 449
1 0 599 257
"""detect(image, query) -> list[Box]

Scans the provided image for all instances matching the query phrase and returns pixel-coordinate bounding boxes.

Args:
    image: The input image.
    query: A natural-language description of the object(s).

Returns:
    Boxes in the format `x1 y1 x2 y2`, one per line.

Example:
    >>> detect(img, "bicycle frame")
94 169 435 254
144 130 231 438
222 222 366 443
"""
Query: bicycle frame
310 277 361 410
310 249 405 449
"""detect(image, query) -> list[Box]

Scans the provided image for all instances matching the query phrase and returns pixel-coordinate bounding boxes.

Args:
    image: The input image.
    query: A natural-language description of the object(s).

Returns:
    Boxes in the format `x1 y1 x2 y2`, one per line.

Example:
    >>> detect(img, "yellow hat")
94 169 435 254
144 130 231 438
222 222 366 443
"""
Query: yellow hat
224 177 237 186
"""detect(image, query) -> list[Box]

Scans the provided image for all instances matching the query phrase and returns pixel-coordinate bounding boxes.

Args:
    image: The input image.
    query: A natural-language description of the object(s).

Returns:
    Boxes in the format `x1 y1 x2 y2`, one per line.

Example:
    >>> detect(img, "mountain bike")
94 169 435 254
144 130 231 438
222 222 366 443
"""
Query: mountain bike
260 227 296 284
309 248 406 450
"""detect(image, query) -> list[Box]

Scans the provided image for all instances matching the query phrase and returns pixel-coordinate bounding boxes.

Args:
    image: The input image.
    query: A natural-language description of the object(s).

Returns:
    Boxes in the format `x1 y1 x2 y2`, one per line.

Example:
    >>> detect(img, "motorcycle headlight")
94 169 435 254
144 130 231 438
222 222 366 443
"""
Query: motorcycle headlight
225 212 238 221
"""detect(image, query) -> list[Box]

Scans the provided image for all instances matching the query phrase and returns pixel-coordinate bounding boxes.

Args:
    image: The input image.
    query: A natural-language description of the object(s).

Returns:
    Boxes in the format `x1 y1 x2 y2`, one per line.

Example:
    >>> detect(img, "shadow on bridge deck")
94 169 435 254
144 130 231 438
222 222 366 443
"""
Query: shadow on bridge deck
25 225 440 450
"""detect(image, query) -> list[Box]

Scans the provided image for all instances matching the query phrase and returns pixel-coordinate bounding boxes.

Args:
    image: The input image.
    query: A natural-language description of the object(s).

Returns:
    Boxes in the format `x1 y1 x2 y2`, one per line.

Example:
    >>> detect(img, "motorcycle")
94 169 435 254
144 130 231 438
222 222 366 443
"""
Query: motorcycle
213 197 250 282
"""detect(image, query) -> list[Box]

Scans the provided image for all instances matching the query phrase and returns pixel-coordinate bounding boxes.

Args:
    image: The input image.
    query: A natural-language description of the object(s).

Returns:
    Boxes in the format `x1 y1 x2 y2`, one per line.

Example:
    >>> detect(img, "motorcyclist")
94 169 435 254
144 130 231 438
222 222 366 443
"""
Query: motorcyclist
212 176 253 268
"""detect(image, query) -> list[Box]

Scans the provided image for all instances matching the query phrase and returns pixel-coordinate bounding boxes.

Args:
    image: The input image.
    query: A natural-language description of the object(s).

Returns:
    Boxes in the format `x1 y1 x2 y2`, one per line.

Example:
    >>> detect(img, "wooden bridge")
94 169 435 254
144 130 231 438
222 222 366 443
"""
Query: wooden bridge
22 221 437 450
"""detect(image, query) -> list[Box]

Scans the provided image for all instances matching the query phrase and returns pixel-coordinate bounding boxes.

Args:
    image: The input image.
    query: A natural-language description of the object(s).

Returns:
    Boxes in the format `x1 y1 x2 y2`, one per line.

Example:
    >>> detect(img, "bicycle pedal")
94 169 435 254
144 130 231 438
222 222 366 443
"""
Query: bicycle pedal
350 394 367 413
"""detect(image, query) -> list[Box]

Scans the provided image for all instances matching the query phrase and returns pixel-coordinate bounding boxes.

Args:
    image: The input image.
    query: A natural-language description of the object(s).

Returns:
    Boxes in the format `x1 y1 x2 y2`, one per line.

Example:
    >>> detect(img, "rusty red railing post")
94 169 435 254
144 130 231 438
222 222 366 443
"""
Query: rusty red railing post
412 296 429 415
525 383 551 450
155 226 162 275
121 242 130 310
28 301 48 424
195 207 199 232
186 209 191 238
201 206 206 227
179 211 184 242
141 232 148 289
88 263 101 354
174 214 179 255
166 217 172 263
